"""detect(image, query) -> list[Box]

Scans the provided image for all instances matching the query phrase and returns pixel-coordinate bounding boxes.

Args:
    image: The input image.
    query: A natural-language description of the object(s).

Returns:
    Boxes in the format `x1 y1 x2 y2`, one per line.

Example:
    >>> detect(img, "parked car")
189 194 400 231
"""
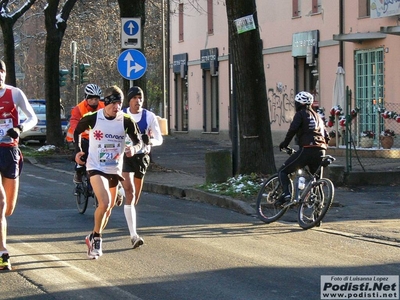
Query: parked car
18 99 68 144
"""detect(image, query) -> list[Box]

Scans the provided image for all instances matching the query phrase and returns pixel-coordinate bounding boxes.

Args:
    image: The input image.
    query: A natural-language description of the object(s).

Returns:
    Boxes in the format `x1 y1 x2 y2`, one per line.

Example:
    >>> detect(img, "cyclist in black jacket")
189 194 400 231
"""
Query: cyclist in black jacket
276 91 329 206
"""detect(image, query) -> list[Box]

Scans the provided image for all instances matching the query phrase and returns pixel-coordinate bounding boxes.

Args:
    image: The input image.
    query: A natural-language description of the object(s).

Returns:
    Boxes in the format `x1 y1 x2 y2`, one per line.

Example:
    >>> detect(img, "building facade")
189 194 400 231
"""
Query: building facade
169 0 400 145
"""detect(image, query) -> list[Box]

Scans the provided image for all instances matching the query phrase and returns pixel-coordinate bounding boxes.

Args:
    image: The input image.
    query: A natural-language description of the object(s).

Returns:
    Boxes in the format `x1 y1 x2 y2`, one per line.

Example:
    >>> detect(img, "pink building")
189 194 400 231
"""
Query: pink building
169 0 400 144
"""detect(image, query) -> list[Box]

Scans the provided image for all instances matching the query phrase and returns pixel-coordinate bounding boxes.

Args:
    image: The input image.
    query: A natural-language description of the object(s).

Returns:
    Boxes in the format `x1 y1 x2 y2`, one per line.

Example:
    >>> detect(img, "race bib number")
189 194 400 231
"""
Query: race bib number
98 143 121 166
0 118 13 137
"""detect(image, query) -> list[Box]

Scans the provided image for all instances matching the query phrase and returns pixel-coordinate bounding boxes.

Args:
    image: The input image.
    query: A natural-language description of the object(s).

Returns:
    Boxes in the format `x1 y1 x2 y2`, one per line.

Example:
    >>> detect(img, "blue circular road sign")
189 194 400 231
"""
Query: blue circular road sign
123 20 139 36
117 49 147 80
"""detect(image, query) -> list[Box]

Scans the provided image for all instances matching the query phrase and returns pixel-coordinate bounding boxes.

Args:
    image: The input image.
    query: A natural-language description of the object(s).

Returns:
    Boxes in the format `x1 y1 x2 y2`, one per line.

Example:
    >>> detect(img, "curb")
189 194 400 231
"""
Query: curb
143 182 255 215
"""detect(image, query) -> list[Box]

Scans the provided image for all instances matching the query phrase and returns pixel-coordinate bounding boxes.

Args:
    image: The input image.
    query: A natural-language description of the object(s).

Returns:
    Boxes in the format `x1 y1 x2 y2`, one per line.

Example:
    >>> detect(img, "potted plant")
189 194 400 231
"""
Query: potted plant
359 130 374 148
328 130 341 146
380 129 395 149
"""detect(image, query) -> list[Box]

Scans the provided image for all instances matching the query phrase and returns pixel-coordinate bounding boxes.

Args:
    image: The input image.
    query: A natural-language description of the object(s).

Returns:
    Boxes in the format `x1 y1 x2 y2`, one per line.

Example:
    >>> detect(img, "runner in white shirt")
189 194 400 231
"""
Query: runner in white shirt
121 86 163 248
74 85 142 259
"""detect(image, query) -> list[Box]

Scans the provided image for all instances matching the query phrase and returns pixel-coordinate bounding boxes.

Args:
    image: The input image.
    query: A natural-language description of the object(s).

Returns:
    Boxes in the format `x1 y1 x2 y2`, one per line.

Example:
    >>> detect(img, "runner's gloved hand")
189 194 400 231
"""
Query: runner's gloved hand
279 142 288 151
7 126 22 139
142 134 150 145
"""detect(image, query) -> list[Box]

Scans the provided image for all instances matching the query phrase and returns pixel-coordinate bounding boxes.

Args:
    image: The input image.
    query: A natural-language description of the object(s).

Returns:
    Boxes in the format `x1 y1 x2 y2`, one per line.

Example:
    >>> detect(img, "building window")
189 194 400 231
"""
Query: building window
207 0 214 35
359 0 370 17
312 0 321 14
179 3 184 41
355 48 384 140
203 71 219 132
292 0 300 17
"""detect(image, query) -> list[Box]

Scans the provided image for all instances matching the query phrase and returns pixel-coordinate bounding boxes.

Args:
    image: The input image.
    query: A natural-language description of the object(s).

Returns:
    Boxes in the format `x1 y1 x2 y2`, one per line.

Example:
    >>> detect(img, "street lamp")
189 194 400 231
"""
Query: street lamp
70 41 78 105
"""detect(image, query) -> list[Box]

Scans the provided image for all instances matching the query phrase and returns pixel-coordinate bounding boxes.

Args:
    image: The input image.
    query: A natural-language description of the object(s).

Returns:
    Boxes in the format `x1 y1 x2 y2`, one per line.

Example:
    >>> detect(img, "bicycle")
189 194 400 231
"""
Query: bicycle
74 172 98 214
256 147 336 230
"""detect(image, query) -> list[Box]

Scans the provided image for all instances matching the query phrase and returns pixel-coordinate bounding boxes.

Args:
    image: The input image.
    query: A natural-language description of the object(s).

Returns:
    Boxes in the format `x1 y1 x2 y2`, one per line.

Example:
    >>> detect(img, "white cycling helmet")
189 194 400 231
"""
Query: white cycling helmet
84 84 102 99
295 91 314 105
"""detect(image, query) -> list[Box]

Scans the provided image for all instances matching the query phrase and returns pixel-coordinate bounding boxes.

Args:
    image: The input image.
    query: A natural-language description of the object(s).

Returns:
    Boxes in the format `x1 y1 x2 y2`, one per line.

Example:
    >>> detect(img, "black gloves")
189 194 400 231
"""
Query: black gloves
7 126 22 139
325 136 331 144
279 142 288 151
79 154 87 162
142 134 150 145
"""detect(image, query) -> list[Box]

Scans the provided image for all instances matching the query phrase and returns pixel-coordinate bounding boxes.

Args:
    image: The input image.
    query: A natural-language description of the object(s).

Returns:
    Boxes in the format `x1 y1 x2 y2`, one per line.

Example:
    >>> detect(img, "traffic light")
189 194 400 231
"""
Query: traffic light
79 63 90 84
59 69 69 87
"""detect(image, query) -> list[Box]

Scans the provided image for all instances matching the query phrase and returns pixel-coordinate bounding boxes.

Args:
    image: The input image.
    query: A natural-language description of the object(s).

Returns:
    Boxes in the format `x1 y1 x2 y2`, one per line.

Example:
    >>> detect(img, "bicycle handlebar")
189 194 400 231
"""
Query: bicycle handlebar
280 146 295 155
280 147 336 167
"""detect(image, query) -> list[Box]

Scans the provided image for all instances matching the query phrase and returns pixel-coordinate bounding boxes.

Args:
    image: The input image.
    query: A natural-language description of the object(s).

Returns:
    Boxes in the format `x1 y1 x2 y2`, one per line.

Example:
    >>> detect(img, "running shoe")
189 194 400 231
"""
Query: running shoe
131 235 144 249
0 253 11 270
275 193 291 207
85 234 103 259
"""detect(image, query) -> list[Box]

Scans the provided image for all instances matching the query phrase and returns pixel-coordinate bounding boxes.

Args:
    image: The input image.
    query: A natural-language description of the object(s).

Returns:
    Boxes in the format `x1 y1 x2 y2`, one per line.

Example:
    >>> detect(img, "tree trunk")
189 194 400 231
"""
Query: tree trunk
44 0 77 147
0 20 17 87
226 0 276 175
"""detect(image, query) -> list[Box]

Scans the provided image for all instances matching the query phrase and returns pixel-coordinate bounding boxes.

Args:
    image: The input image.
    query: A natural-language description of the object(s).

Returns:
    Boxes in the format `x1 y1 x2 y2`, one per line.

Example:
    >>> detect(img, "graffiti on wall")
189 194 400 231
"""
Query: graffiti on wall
268 82 295 126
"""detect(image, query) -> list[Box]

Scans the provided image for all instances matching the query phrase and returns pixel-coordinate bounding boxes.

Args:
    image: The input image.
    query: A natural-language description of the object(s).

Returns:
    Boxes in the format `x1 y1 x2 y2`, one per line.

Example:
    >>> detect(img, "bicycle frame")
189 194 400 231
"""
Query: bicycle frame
287 151 333 207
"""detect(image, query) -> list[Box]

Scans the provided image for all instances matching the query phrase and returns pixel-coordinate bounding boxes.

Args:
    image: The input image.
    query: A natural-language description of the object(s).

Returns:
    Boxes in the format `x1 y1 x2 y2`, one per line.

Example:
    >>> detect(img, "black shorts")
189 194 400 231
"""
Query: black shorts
122 153 150 179
0 147 23 179
87 170 123 188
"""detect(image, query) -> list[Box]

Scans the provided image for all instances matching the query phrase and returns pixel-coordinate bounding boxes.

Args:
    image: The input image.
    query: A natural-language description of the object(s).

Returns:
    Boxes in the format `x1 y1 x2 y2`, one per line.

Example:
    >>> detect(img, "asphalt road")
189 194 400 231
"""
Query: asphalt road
1 162 399 300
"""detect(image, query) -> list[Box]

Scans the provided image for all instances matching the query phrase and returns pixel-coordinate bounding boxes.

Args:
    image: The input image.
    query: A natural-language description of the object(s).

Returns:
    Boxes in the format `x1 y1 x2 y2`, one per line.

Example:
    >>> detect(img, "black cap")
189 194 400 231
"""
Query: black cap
0 60 6 72
127 86 143 101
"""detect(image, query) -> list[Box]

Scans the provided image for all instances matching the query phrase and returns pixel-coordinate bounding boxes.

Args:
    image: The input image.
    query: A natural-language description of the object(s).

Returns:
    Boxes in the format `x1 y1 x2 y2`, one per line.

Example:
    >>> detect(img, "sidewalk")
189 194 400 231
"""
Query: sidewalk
27 135 400 245
147 135 400 245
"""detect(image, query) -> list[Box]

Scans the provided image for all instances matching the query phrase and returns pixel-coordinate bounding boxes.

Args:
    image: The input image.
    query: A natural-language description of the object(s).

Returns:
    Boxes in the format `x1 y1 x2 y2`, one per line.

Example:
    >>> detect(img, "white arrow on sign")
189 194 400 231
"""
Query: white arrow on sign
127 22 136 35
124 52 144 77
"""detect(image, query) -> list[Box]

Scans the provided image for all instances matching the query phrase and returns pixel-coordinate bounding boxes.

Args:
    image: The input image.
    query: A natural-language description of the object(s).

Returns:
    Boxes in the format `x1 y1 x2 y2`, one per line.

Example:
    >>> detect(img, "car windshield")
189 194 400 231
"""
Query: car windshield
18 101 65 120
32 105 46 115
18 104 45 120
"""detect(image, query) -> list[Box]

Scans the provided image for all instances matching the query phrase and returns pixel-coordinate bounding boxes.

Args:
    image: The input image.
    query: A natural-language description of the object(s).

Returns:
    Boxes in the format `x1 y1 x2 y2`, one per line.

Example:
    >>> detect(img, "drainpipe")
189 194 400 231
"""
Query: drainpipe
166 0 171 134
339 0 344 66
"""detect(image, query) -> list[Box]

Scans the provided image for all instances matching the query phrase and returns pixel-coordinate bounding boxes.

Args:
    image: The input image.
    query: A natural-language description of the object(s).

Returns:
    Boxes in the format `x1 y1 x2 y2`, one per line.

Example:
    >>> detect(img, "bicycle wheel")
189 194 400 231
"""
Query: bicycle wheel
75 179 89 214
298 178 334 230
256 175 289 223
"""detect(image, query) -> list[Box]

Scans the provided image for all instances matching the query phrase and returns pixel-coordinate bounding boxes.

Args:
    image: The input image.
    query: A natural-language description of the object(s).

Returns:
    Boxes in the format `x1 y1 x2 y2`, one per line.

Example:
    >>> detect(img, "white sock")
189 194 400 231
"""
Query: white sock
124 205 137 238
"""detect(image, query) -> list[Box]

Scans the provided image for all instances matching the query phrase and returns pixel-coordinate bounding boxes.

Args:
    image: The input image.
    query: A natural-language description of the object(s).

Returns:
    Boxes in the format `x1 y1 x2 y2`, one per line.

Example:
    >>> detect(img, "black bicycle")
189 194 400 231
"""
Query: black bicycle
256 147 336 229
74 172 98 214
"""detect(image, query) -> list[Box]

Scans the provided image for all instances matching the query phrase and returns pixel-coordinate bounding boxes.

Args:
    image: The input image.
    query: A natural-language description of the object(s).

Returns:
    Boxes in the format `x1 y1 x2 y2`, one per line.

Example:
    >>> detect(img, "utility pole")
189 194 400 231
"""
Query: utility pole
162 0 167 118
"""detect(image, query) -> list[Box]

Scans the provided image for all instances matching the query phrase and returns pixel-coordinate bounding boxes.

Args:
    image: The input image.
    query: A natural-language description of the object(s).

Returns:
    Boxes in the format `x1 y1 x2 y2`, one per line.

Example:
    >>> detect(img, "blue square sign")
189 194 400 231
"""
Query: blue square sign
121 18 141 49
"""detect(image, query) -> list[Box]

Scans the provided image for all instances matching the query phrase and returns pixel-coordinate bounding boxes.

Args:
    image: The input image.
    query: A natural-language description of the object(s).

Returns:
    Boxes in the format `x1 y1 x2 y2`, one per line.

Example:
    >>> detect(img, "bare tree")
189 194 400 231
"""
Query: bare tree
0 0 37 86
44 0 77 146
143 0 164 114
226 0 276 175
61 0 121 110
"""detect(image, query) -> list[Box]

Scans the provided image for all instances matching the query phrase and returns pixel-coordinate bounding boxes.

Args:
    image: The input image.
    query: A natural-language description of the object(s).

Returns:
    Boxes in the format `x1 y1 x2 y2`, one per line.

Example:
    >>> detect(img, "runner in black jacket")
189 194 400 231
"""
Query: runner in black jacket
276 91 329 206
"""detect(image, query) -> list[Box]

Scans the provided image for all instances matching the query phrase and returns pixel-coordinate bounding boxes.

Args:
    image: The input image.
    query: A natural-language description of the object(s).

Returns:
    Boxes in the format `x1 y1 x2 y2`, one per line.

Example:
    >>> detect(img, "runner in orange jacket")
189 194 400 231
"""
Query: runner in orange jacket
66 84 104 183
